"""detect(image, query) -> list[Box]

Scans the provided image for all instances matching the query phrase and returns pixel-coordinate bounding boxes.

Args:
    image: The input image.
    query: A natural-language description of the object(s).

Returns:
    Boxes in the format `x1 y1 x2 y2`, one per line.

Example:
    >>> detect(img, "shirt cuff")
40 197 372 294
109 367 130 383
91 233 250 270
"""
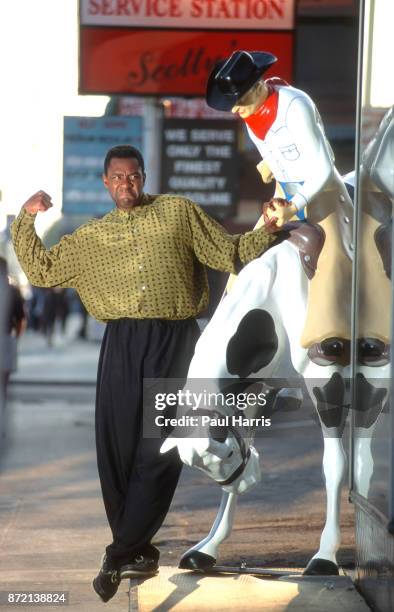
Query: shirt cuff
290 193 308 212
11 208 36 242
239 224 277 265
17 207 37 222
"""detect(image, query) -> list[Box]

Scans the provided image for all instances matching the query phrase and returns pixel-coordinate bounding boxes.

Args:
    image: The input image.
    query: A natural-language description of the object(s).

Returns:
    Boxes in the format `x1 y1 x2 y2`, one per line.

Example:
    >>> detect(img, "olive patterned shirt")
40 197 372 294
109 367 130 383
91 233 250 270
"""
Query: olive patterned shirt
11 193 275 322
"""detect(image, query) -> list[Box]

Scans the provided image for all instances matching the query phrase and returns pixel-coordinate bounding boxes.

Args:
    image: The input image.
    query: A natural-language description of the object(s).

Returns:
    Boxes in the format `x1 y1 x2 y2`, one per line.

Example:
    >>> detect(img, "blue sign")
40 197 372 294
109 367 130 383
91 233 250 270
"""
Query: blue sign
63 116 143 216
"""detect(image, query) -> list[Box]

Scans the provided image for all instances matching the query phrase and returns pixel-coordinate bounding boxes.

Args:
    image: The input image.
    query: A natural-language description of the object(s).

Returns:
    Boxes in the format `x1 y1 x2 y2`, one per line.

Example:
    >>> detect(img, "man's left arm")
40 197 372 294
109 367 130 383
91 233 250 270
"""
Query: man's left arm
186 201 277 273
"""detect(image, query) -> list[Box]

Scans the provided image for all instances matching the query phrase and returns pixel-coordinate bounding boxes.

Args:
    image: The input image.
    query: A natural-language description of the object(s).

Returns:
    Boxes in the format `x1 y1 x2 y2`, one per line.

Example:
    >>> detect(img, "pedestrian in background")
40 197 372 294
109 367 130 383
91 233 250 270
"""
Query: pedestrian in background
26 286 45 331
0 257 26 402
41 287 70 346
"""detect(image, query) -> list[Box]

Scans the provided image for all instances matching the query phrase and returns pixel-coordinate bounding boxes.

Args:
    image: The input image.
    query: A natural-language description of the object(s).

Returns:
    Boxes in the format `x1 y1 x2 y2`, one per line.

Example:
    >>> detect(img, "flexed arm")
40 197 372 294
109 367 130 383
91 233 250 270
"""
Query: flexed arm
11 191 81 288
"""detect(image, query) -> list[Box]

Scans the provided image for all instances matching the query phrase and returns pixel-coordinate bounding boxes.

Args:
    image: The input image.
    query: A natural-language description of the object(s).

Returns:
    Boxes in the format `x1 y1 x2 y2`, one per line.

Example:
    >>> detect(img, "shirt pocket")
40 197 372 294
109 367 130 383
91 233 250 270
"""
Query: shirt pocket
272 126 301 163
279 143 300 162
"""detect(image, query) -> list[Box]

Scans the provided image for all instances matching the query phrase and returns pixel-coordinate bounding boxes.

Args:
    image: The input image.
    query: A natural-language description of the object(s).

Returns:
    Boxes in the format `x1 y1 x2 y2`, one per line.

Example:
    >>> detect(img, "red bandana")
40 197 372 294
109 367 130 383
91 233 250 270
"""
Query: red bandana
244 78 288 140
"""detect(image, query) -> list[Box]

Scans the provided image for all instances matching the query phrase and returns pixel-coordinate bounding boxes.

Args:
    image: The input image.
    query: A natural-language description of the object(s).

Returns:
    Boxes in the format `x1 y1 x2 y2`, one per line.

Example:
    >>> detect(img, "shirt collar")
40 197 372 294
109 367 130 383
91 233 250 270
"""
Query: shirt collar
110 193 155 219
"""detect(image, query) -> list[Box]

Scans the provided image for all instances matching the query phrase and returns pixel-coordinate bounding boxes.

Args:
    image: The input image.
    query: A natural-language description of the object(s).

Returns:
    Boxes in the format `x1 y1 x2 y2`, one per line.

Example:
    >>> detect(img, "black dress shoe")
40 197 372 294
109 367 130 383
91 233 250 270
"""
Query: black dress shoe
92 555 120 603
120 554 159 579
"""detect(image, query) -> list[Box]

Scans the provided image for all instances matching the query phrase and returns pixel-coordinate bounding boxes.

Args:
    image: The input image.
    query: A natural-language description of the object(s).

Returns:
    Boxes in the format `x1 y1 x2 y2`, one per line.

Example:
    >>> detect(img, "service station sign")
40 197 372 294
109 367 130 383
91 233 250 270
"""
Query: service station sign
79 0 295 96
81 0 295 29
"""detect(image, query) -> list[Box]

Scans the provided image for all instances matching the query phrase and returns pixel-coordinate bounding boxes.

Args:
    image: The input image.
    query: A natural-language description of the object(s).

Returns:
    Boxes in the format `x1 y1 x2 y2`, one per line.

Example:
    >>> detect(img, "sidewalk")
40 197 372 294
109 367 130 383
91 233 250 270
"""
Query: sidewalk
0 393 123 610
12 326 100 383
0 332 371 611
0 393 371 612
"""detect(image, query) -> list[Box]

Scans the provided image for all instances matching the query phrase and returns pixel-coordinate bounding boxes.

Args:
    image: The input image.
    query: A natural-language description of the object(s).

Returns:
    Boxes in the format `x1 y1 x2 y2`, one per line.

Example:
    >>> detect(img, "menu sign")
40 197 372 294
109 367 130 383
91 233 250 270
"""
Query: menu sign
160 119 238 219
63 116 143 215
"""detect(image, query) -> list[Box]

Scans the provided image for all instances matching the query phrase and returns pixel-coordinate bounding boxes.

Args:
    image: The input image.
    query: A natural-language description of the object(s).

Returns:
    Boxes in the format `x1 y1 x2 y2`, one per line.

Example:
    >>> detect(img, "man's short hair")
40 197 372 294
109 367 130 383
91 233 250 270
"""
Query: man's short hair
104 145 145 176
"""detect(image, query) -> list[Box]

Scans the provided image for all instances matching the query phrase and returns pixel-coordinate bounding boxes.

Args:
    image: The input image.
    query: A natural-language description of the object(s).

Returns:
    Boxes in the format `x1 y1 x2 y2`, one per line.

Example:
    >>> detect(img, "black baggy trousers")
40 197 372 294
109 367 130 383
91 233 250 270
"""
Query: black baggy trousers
95 318 200 566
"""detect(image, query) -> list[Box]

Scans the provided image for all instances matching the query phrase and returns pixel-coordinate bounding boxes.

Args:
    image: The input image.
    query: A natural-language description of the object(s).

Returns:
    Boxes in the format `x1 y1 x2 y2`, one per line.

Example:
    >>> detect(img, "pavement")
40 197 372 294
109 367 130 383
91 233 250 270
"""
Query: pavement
0 327 371 611
10 320 101 383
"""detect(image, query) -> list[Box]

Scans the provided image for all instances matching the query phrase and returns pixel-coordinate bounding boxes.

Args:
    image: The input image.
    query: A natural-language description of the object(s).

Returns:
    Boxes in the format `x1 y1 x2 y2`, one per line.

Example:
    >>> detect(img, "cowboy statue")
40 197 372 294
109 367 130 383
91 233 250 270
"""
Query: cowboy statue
206 50 357 365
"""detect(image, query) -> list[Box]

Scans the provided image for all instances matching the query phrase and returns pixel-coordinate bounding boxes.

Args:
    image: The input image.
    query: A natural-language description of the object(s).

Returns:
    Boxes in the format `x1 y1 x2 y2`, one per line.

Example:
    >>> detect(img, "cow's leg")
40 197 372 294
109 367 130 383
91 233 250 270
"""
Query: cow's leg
353 428 374 498
304 434 346 575
352 371 388 498
303 371 347 575
179 490 238 570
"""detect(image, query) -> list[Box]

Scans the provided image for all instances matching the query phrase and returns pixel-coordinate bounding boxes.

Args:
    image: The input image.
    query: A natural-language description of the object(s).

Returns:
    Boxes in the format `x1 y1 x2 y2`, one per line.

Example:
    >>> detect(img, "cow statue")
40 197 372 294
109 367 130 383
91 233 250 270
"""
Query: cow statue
162 221 350 576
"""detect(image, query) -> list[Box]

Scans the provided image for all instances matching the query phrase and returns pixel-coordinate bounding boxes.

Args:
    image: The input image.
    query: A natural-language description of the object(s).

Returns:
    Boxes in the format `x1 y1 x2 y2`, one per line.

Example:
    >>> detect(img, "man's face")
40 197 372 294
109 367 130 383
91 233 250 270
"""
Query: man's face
231 82 265 119
103 157 146 210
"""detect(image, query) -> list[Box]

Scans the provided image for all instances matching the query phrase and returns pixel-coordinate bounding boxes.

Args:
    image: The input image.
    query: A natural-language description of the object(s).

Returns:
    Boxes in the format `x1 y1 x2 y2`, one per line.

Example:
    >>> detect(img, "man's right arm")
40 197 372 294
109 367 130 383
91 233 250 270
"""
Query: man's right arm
11 191 82 288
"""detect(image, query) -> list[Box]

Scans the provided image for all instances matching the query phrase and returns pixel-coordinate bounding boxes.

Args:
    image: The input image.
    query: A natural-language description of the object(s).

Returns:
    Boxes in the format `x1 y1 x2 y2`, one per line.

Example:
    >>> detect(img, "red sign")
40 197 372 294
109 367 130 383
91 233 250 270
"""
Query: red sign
79 28 293 96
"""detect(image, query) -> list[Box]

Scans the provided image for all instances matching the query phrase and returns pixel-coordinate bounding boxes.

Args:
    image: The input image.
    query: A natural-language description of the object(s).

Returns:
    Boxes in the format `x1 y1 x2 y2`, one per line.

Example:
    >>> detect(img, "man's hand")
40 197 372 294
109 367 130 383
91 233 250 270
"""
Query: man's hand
262 197 298 230
22 191 53 215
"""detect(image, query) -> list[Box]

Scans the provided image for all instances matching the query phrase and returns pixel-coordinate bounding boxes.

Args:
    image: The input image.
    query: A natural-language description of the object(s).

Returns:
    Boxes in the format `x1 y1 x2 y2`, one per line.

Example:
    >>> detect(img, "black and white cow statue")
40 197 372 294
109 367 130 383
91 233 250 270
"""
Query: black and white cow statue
162 214 390 576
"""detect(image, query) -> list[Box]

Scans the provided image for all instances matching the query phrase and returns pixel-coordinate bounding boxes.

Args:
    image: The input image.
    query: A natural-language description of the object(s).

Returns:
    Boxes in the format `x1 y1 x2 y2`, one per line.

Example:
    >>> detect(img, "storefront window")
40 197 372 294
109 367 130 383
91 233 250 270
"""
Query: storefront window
351 0 394 517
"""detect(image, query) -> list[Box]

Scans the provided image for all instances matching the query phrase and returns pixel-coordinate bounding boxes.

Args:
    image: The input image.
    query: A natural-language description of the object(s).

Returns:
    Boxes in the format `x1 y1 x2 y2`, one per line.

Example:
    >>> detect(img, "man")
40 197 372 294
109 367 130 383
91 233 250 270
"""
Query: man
206 50 354 364
11 144 277 602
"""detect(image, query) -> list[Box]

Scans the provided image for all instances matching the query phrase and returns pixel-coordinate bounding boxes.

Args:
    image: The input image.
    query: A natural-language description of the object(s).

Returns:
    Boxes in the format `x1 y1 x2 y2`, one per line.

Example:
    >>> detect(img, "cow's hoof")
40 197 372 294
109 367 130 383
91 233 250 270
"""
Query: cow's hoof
179 551 216 571
303 558 339 576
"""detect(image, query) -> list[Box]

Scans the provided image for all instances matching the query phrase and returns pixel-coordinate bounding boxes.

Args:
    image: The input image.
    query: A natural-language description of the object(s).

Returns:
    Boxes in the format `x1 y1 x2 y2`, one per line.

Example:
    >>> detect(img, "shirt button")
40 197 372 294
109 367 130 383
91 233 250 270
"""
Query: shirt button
138 264 143 271
344 216 350 224
349 243 354 250
141 285 146 291
339 195 346 203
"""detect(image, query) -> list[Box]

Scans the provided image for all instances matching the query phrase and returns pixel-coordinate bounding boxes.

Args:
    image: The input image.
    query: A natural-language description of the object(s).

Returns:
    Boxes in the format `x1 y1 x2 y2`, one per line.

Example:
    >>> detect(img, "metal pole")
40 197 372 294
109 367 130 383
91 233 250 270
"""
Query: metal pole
349 0 366 496
142 98 163 194
0 269 6 447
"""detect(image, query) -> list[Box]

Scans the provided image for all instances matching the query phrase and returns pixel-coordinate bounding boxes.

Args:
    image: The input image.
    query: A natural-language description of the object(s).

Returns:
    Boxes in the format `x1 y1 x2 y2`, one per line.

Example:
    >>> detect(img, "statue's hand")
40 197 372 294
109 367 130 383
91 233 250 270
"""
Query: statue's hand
263 197 298 229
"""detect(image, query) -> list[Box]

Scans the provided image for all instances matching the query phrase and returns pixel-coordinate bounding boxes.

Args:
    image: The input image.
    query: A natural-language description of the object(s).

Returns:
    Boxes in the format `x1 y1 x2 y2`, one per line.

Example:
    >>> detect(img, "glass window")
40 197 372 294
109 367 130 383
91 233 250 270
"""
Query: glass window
351 0 394 517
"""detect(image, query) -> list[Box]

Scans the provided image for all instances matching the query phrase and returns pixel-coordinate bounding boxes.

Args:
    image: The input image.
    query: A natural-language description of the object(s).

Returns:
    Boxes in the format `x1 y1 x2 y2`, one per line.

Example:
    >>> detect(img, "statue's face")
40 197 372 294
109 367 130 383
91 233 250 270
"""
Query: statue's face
231 82 266 118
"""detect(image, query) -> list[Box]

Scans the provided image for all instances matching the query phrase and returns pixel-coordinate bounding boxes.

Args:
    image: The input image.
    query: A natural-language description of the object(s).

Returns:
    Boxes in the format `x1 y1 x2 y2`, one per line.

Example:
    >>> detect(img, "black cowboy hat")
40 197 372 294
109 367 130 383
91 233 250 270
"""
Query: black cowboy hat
206 50 277 111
